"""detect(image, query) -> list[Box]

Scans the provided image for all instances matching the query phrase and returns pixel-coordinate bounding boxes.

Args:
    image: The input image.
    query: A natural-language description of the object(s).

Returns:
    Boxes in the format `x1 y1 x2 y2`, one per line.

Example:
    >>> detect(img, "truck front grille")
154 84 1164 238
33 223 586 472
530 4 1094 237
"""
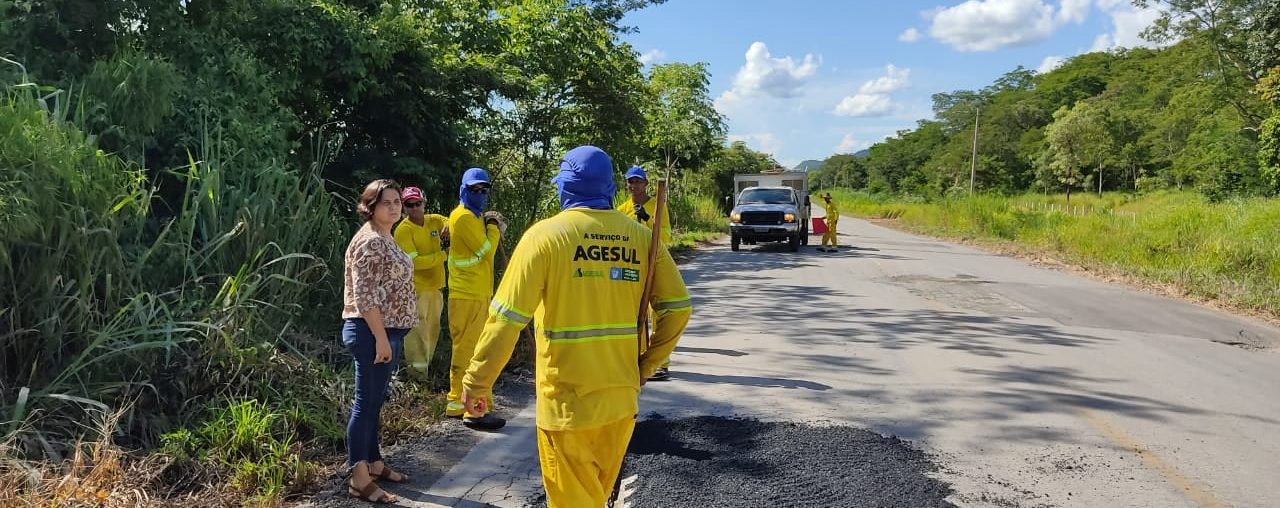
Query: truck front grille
741 211 784 225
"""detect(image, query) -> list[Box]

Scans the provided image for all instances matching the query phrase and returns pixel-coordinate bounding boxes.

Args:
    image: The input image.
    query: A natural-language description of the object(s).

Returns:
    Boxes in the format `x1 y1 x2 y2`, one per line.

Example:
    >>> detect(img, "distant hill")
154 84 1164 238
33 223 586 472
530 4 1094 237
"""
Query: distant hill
852 149 870 159
794 159 823 171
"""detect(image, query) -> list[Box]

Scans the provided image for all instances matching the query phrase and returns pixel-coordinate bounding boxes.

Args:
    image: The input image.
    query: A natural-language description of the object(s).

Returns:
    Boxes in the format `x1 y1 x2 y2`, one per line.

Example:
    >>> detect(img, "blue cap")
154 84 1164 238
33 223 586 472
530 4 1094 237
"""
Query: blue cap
624 166 648 181
462 167 490 187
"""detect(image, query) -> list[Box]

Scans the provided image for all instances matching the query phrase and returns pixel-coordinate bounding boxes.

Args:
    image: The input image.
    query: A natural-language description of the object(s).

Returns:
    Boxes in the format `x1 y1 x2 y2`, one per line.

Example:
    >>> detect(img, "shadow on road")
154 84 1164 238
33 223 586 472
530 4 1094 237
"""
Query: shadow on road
660 236 1280 448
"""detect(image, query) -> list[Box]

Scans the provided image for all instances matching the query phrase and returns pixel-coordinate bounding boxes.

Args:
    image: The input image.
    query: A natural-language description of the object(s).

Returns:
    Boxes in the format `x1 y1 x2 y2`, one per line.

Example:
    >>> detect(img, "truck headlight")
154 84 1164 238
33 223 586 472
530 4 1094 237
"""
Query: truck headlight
731 213 741 223
784 213 796 223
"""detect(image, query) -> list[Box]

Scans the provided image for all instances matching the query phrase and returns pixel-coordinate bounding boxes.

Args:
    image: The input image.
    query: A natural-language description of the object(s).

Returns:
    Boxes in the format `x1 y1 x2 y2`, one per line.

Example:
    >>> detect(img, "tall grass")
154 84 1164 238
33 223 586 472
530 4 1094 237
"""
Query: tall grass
1 74 352 500
826 189 1280 317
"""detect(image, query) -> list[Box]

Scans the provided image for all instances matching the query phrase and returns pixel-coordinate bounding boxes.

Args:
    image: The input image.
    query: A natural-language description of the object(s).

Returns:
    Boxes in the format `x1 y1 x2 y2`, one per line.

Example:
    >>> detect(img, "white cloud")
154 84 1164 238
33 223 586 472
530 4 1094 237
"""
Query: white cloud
832 65 910 118
835 134 872 154
728 132 782 154
1092 1 1163 51
858 65 912 94
928 0 1058 51
639 49 666 66
833 94 893 117
1057 0 1091 24
898 27 922 43
1090 33 1114 52
719 42 821 102
1037 55 1066 73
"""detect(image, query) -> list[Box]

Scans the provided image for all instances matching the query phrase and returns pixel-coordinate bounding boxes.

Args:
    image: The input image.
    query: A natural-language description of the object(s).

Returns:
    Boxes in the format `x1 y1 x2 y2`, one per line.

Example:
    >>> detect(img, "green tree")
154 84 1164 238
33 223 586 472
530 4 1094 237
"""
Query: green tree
697 141 778 210
1138 0 1270 126
1045 102 1112 201
1256 67 1280 194
814 154 867 190
642 62 726 174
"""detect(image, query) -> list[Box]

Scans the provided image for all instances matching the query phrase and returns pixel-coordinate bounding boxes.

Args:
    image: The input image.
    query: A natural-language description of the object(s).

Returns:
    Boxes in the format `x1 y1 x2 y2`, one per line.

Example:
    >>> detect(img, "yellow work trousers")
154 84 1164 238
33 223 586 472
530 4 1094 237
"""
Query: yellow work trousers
821 219 839 247
447 298 488 417
537 416 636 508
644 308 669 370
404 289 444 380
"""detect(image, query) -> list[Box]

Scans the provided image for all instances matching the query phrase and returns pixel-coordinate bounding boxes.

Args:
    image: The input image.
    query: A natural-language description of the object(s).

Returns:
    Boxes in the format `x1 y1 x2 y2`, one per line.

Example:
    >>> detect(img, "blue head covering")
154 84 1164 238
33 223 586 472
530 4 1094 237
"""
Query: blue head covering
551 146 615 210
624 166 648 182
458 167 490 216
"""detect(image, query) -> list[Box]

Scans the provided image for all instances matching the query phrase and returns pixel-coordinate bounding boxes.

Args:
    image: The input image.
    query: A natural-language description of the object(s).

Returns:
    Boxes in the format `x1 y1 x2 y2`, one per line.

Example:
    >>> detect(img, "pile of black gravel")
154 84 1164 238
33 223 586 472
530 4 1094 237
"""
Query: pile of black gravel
619 415 955 508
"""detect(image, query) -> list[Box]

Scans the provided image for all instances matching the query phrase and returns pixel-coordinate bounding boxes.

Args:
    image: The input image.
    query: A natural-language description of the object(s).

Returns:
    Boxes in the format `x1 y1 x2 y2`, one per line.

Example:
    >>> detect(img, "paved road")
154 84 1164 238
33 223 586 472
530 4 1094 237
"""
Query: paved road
393 218 1280 508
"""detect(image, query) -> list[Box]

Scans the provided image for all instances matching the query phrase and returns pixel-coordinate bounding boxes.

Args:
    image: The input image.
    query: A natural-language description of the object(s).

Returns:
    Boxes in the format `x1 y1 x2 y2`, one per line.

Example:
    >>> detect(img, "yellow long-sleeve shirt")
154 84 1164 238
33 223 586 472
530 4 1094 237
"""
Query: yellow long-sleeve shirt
616 195 672 245
393 214 448 292
463 208 692 431
824 199 840 224
447 204 501 301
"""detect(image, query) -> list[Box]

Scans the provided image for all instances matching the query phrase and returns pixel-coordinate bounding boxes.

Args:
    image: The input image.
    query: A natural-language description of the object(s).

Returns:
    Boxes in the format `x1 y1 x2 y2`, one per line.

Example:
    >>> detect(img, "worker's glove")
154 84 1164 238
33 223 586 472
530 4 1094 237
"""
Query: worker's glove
440 226 450 250
483 211 508 236
634 204 651 223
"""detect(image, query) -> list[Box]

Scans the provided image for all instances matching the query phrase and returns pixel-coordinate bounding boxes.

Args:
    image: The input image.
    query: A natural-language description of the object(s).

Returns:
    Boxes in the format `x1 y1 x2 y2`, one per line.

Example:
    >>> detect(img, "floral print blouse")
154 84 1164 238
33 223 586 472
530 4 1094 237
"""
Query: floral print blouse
342 223 419 330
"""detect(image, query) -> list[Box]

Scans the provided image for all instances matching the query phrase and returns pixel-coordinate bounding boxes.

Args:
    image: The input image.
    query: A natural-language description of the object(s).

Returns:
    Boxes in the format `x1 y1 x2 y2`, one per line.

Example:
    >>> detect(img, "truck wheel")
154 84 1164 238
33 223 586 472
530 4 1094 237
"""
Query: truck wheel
789 233 800 252
731 233 740 251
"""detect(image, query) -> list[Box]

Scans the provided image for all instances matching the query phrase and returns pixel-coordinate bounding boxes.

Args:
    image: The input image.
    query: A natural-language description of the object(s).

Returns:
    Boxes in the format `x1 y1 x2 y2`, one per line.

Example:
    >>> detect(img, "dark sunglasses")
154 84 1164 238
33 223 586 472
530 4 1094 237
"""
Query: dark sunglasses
468 185 490 194
404 201 424 208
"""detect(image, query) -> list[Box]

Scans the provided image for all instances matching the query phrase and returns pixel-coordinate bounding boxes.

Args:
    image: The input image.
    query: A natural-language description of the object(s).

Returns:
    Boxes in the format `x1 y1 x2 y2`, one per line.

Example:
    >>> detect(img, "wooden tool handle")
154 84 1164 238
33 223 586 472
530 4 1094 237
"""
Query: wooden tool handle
637 180 668 355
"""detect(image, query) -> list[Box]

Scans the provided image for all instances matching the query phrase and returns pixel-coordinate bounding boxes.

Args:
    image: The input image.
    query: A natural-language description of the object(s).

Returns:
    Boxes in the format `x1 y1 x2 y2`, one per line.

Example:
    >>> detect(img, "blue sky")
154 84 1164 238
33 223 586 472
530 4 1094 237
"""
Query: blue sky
621 0 1163 167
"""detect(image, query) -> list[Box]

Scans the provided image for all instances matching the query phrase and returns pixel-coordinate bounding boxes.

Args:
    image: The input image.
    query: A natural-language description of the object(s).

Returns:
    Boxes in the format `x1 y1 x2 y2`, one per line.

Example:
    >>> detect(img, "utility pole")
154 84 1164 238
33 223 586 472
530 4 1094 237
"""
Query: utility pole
969 103 980 194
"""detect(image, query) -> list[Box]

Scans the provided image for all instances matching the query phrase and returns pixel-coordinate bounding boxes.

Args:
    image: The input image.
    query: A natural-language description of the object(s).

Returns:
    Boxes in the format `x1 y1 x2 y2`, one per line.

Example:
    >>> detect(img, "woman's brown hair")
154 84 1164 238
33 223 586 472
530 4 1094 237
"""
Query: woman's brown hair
357 179 402 222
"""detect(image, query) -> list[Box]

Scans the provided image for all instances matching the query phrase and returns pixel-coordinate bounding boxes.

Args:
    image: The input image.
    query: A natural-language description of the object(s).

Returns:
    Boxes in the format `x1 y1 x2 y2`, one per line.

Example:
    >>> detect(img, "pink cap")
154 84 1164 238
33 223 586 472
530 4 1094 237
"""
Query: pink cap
402 186 424 202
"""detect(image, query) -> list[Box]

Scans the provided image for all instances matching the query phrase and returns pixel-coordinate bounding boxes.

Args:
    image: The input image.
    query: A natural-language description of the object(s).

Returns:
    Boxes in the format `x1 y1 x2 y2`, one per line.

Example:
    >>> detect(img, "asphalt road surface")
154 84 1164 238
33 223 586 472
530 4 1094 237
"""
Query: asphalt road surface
331 216 1280 508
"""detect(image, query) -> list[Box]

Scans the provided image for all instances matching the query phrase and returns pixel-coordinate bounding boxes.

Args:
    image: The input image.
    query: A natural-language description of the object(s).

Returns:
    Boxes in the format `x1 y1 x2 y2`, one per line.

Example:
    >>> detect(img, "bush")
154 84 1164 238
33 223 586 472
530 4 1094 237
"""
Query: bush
1 76 349 500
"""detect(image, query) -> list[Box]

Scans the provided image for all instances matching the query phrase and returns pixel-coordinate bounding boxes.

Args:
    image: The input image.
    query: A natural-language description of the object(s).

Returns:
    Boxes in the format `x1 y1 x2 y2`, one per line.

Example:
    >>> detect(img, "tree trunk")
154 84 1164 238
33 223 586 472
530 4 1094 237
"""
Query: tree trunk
1098 163 1104 197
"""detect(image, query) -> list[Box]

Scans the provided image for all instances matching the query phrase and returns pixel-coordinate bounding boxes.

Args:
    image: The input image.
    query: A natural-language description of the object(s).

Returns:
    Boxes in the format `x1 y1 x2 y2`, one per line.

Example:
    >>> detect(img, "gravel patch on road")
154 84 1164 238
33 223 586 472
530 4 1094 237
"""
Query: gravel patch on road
615 415 955 508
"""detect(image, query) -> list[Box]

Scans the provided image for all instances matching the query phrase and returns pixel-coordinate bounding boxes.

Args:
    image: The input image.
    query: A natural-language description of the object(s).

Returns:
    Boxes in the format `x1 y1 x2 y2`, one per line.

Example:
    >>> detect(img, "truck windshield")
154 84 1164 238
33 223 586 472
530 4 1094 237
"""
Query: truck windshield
738 189 794 205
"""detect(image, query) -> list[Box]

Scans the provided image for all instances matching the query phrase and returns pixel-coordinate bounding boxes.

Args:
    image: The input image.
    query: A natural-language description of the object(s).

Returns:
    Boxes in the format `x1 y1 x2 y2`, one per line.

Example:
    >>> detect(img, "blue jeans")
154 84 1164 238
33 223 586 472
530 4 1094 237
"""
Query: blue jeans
343 318 407 468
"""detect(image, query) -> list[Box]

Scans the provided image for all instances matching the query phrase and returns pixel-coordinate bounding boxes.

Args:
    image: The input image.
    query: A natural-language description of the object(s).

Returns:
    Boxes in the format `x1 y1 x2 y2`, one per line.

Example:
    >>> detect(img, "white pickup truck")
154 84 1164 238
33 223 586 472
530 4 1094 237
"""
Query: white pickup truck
728 171 811 252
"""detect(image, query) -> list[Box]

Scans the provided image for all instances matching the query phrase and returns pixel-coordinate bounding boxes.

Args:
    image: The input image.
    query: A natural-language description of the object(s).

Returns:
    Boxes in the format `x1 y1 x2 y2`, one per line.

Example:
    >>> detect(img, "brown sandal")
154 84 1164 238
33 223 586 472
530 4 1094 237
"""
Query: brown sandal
348 479 396 504
372 463 408 483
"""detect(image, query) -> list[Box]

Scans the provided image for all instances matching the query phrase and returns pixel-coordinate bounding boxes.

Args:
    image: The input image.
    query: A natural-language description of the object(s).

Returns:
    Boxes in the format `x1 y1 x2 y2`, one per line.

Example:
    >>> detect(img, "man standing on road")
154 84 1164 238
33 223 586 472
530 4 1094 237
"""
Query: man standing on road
616 165 673 381
461 146 692 508
446 168 507 431
818 192 840 252
393 186 448 383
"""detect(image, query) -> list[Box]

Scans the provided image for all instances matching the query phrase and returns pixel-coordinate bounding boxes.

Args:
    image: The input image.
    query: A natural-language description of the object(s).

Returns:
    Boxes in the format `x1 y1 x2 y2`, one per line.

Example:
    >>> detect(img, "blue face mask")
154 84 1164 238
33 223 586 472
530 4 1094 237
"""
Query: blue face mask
460 187 487 216
458 167 491 216
553 146 616 211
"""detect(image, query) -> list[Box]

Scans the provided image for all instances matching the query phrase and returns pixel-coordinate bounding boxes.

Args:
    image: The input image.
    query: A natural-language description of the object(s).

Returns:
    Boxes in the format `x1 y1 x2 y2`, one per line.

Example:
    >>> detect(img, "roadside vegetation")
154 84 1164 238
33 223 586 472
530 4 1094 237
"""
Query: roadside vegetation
822 190 1280 321
809 2 1278 321
0 1 746 505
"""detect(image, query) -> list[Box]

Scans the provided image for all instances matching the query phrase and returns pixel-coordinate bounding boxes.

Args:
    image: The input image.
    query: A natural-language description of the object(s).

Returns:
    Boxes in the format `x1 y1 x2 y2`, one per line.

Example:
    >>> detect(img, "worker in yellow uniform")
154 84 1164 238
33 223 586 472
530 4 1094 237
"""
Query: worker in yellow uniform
461 146 692 508
616 165 673 381
446 168 507 431
819 192 840 252
393 186 448 382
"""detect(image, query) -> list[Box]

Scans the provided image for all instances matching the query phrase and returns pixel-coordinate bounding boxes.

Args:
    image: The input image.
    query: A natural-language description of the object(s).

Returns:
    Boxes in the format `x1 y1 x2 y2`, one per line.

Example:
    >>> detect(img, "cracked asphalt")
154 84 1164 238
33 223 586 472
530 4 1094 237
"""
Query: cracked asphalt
303 217 1280 508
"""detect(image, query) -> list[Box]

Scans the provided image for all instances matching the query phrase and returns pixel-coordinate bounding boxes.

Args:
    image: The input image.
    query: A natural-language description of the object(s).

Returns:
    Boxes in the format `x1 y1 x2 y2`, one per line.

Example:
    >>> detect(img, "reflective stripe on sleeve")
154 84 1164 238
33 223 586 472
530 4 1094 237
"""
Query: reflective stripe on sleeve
652 296 693 314
490 299 533 325
449 238 492 268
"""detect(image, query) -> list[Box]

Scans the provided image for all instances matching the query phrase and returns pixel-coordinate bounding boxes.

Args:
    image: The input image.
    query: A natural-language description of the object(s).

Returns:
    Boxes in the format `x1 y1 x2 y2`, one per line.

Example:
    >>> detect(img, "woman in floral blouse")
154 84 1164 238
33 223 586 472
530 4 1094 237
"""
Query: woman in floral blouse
341 179 419 503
